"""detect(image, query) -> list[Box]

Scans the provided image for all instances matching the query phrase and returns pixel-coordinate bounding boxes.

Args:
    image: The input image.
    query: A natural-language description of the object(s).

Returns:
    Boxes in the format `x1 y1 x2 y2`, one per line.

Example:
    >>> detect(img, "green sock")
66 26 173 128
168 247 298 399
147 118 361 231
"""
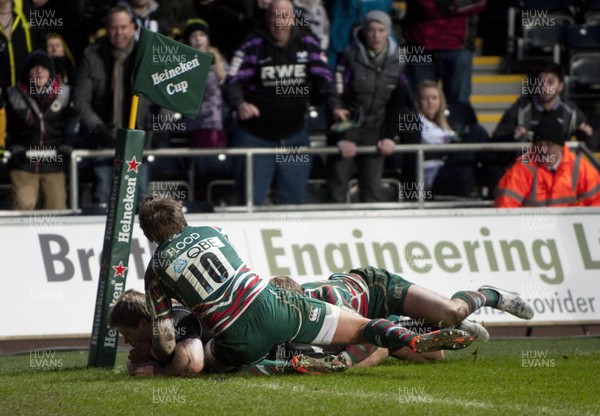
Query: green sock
451 289 500 314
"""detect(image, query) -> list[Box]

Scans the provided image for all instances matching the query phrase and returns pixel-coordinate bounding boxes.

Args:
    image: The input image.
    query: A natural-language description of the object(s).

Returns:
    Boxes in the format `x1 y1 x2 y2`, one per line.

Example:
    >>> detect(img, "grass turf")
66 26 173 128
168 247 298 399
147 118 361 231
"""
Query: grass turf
1 337 599 416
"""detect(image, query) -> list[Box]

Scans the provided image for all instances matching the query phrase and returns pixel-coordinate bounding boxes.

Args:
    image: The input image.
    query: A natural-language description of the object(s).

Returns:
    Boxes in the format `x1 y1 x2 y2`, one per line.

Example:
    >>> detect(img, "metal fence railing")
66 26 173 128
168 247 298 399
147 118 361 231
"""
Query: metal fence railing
65 141 595 213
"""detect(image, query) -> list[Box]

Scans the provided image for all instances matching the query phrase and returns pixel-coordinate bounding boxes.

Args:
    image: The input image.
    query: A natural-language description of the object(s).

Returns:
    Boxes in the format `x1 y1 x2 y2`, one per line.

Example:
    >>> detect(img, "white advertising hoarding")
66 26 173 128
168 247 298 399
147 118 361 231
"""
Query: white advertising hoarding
1 208 599 338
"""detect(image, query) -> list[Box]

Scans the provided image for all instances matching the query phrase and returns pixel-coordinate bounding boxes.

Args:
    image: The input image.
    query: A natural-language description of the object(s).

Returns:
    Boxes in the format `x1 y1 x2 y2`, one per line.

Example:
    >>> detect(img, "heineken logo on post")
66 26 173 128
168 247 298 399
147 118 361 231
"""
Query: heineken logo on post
133 28 213 118
88 129 146 368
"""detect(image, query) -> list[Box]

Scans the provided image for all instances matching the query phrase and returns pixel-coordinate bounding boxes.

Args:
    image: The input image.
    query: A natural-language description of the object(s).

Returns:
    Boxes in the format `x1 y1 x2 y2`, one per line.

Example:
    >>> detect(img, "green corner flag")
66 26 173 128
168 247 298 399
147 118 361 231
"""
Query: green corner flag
88 30 213 368
133 28 213 118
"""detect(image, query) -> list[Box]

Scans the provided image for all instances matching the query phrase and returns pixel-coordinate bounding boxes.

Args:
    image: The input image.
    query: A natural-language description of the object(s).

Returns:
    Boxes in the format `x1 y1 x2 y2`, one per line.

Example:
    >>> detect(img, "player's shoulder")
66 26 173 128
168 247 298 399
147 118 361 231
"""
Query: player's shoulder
186 225 231 242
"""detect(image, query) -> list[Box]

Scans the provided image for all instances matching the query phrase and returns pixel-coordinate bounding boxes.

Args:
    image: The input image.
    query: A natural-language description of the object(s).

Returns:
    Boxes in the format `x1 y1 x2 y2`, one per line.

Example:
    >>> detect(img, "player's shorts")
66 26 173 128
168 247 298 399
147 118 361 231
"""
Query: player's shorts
350 266 414 318
209 284 341 367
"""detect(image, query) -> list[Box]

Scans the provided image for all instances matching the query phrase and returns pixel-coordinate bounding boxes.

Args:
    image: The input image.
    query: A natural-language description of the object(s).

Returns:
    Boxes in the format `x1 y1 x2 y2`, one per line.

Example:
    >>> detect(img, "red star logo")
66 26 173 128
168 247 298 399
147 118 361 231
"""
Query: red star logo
126 156 142 173
112 261 128 277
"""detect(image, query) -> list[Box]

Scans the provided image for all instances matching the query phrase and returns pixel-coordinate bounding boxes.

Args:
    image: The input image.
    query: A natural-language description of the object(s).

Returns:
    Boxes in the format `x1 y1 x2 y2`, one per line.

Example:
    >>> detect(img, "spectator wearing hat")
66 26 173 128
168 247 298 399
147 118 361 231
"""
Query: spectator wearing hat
494 119 600 208
327 9 407 202
5 50 75 210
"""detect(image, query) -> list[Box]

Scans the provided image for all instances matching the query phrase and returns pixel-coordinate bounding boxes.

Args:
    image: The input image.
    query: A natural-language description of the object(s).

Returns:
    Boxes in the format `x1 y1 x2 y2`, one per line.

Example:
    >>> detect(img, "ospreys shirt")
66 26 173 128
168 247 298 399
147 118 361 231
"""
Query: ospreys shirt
146 225 268 335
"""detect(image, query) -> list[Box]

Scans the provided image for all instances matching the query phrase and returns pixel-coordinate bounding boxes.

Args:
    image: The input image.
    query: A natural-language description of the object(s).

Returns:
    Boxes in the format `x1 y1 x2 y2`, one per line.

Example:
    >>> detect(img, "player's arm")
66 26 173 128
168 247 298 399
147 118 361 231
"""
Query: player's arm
144 267 176 362
352 347 390 368
339 343 380 367
127 338 205 377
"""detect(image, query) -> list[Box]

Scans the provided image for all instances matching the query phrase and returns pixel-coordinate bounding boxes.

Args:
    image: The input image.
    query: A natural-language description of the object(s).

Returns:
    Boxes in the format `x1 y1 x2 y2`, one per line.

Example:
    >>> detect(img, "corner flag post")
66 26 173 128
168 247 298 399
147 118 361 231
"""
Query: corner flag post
87 125 145 368
87 28 212 368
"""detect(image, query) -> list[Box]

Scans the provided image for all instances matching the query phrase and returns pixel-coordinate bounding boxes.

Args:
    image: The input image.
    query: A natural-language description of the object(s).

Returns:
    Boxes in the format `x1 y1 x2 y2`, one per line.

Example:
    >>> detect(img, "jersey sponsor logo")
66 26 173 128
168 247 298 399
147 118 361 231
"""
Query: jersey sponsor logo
186 236 225 258
260 64 306 80
164 232 201 257
309 306 321 322
173 259 187 274
296 50 308 63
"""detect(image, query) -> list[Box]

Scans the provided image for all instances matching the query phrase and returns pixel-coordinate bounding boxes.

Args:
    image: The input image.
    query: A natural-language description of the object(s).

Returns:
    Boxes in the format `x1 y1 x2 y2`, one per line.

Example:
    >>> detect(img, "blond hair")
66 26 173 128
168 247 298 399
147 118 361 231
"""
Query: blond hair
415 80 451 132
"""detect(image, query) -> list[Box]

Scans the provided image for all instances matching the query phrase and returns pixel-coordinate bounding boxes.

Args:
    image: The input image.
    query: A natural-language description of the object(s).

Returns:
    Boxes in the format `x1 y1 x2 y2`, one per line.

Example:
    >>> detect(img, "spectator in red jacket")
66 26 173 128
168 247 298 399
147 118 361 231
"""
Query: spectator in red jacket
402 0 487 106
494 119 600 208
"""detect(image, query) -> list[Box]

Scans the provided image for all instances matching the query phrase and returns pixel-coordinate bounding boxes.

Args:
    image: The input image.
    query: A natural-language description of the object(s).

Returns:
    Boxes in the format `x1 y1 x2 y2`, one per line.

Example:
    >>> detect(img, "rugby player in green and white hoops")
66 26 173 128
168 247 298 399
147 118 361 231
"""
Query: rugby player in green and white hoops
271 267 534 368
137 194 474 372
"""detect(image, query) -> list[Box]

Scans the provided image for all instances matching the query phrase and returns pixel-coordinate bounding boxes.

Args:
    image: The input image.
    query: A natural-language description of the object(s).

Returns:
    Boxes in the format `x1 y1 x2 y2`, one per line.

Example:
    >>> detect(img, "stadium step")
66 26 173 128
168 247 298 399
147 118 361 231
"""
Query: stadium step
471 94 519 111
476 113 504 135
472 74 525 95
472 55 504 74
470 56 525 134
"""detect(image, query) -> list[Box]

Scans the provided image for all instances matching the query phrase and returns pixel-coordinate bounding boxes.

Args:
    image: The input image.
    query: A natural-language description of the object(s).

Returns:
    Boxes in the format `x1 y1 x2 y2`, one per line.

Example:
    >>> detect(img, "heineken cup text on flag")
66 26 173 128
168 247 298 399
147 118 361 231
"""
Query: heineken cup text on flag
133 28 213 118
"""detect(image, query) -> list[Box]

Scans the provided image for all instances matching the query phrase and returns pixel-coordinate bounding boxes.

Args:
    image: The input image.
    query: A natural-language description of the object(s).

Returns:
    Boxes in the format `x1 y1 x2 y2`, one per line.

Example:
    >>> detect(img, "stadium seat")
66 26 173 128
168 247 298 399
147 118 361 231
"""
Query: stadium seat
583 0 600 24
567 52 600 99
516 15 573 64
565 24 600 53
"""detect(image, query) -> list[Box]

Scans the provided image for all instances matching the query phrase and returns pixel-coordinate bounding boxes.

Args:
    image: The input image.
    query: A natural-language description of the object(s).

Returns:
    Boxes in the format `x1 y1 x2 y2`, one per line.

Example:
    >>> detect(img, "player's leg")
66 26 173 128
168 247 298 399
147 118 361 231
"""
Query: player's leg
322 306 473 353
451 285 534 320
356 266 467 327
402 283 533 337
403 284 471 328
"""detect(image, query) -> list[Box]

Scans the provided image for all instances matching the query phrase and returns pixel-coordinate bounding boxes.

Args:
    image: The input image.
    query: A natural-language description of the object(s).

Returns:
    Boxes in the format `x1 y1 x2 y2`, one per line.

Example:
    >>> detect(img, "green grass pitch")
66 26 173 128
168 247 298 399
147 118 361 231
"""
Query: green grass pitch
1 337 599 416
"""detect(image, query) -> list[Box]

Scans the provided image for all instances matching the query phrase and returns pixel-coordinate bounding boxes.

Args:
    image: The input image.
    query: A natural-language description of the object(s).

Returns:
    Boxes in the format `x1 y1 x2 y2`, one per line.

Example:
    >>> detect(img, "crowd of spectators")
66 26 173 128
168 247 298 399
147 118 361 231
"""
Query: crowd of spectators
0 0 599 210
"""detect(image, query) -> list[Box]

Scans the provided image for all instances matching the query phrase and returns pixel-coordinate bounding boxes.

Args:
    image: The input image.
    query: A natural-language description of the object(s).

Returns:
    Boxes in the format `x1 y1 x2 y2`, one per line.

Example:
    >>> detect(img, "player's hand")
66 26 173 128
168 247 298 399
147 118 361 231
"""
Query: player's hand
337 140 357 158
377 138 395 156
238 102 260 121
129 341 153 364
127 360 161 376
578 122 593 136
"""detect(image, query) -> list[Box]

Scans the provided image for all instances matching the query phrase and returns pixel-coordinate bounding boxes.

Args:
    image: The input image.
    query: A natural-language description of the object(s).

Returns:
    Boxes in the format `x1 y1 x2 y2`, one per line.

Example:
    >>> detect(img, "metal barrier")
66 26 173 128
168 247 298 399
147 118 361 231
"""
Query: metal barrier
66 141 594 213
